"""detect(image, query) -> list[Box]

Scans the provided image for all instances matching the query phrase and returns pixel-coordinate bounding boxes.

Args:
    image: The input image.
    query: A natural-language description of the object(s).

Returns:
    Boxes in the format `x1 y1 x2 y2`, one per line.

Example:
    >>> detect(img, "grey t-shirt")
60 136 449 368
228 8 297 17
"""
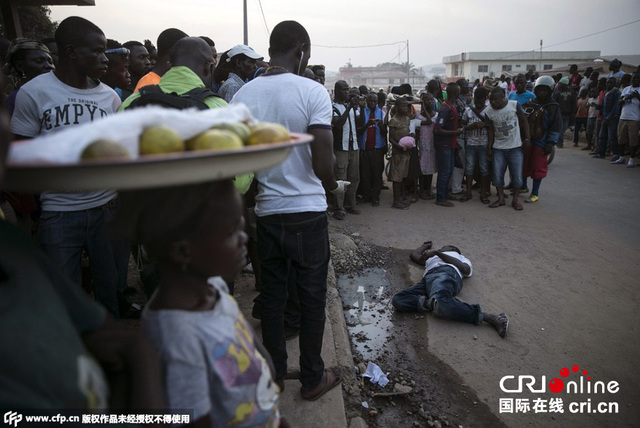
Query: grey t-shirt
11 72 121 211
484 100 523 150
142 279 280 427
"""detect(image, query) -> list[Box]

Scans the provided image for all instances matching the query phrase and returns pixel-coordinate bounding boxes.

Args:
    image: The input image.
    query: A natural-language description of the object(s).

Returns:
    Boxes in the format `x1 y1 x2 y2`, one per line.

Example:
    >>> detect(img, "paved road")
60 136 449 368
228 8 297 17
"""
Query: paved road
335 143 640 427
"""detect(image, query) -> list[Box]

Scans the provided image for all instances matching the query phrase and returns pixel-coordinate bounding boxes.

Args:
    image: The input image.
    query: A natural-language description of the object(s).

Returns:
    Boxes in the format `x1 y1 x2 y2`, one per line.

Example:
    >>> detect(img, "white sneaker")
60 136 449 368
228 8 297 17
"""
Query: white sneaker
627 158 635 168
612 157 625 165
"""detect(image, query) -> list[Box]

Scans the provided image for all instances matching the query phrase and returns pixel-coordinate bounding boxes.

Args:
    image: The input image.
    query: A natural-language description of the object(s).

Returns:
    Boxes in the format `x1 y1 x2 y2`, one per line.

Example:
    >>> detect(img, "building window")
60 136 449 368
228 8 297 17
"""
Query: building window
501 65 512 72
478 65 488 72
515 65 521 68
526 65 536 71
453 64 460 76
544 64 553 70
389 78 394 84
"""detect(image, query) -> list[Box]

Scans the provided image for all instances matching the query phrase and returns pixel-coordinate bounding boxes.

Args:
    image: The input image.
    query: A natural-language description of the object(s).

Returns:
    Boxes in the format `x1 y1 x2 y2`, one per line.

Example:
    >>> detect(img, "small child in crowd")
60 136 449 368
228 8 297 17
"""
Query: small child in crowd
573 88 589 147
110 180 283 427
386 97 414 209
416 92 437 200
585 88 599 151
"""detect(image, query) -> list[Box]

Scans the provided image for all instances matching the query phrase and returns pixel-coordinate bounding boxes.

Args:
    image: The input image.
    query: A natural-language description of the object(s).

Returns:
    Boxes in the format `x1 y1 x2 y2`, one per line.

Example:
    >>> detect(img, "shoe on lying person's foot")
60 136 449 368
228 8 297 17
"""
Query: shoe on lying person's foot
495 313 509 338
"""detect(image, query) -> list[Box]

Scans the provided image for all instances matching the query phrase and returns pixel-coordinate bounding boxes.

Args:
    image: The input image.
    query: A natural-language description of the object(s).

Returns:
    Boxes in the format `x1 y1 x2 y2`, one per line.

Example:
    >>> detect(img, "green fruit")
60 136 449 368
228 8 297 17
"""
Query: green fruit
212 122 251 144
186 129 243 151
81 139 130 160
139 125 184 155
247 123 290 146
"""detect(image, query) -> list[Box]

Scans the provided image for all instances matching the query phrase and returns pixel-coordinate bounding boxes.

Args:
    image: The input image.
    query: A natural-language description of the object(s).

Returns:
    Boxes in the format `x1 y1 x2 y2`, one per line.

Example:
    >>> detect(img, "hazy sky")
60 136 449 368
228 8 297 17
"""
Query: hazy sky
49 0 640 72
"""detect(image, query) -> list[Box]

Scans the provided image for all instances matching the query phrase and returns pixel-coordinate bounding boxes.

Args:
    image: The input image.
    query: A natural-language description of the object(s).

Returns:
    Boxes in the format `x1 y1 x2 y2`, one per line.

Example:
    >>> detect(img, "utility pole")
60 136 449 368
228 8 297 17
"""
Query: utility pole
406 40 410 84
539 39 543 73
243 0 248 45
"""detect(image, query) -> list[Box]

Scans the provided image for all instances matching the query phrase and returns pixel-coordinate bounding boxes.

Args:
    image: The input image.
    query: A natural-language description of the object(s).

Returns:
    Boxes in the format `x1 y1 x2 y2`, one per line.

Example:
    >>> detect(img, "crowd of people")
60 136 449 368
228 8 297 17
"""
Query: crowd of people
0 12 638 426
328 60 639 217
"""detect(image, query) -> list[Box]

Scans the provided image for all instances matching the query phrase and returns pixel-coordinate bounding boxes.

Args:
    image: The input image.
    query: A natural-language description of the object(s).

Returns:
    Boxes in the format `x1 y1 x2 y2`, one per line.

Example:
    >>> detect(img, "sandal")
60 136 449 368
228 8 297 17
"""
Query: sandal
392 202 410 210
346 208 361 215
488 200 505 208
480 196 490 204
436 200 455 207
512 200 523 211
459 195 472 203
301 367 342 401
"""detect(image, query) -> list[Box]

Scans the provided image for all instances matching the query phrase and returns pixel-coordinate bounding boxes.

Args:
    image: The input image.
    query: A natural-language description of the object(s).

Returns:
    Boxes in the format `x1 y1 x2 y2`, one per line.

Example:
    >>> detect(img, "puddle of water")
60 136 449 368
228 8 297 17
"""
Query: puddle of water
336 267 393 360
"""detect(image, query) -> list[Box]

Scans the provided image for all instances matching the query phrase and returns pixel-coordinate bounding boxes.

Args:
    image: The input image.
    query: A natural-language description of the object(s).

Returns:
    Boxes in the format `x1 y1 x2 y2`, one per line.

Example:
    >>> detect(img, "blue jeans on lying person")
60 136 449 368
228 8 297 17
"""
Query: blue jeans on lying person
391 265 481 324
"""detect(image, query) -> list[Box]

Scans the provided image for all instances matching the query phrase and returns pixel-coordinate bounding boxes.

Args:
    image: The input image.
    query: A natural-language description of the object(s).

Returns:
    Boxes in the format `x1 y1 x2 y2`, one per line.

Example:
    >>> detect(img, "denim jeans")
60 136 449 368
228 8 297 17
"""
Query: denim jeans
38 204 120 316
573 117 588 143
465 145 489 176
492 147 523 189
597 118 620 157
391 266 481 324
257 211 329 388
559 114 571 145
435 147 454 202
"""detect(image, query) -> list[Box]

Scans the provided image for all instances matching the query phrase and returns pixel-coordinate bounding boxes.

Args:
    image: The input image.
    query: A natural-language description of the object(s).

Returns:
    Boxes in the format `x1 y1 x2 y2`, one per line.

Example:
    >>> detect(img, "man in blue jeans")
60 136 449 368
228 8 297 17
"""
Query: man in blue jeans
392 242 509 338
11 17 123 316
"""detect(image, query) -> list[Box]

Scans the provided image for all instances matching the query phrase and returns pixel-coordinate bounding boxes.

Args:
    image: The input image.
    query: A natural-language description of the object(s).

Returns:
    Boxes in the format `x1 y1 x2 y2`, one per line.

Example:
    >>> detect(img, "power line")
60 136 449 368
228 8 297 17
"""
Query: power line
256 0 270 36
315 41 406 49
492 18 640 61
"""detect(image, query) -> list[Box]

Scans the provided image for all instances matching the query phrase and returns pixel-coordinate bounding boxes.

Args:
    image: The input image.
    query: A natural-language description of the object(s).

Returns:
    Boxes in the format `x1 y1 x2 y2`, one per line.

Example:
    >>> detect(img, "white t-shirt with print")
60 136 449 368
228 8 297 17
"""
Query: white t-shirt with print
142 278 280 427
424 251 473 280
484 100 523 150
11 72 121 211
620 86 640 121
232 73 332 216
587 97 598 118
462 106 488 146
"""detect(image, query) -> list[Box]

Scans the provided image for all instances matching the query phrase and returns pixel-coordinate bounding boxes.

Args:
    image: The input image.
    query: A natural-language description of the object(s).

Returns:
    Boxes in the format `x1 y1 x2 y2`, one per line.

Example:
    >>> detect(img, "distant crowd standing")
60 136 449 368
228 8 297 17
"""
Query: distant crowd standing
325 60 639 217
1 11 639 427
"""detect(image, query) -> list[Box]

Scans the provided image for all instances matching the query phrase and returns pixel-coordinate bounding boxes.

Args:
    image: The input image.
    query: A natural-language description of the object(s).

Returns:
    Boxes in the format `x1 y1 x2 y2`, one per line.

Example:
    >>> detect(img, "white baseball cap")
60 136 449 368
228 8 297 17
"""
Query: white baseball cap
226 44 263 62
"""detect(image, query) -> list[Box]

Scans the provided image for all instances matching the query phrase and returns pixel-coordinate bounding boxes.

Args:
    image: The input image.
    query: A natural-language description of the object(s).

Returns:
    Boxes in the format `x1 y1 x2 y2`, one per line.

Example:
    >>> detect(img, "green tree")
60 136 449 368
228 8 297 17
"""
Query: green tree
0 6 58 40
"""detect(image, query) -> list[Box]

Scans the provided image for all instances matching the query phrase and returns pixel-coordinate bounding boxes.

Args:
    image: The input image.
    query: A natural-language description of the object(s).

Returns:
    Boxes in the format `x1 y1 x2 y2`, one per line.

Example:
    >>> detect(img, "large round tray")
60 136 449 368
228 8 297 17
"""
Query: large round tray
3 133 312 192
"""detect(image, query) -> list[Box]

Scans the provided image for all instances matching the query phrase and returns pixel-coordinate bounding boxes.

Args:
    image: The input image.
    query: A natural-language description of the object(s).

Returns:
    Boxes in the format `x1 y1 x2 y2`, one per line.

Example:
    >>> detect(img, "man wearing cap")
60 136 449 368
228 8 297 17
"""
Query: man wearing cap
218 44 263 102
552 76 576 148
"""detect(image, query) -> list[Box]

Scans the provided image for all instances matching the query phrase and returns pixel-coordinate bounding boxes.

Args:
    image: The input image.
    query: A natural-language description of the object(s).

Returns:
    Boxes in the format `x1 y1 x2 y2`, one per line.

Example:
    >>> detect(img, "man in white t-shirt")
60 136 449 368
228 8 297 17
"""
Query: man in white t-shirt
484 87 531 211
392 242 509 338
231 20 347 402
11 17 123 316
331 80 360 220
617 73 640 168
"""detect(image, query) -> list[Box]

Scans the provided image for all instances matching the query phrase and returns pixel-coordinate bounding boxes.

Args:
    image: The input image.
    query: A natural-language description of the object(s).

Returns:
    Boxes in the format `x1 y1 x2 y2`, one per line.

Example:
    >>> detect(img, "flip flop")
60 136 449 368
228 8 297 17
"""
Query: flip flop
480 196 490 204
301 367 342 401
512 201 523 211
489 200 505 208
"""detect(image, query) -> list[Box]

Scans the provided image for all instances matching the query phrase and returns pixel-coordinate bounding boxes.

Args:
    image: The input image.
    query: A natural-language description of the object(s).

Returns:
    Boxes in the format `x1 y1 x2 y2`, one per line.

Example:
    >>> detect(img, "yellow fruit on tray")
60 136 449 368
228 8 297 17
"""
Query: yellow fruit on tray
247 122 290 146
139 125 184 155
81 139 131 160
186 129 243 151
211 122 251 144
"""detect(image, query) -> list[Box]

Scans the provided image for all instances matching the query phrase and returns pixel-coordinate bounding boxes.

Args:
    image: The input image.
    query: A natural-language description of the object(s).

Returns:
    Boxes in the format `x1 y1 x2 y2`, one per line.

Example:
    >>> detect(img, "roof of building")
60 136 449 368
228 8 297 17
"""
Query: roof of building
443 51 601 63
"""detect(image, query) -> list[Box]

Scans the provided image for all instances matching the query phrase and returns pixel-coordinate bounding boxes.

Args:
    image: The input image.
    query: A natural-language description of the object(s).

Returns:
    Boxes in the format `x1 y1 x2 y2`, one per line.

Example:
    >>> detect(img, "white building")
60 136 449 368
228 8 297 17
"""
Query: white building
442 51 601 81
